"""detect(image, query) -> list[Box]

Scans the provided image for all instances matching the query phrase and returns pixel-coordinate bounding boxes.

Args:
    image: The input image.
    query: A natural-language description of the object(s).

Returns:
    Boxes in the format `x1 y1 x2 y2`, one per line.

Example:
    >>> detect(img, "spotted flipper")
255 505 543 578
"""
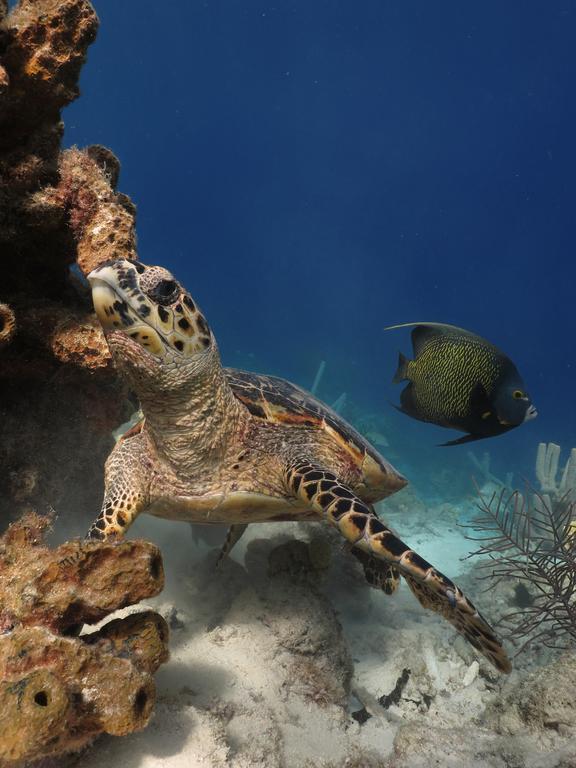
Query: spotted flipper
284 460 511 673
350 548 400 594
217 523 248 567
349 505 400 594
86 431 150 541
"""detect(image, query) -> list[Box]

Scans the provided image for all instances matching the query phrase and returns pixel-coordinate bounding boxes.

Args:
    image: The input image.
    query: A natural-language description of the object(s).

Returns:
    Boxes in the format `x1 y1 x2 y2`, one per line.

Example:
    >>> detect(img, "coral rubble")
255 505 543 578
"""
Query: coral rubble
0 0 138 529
489 651 576 739
0 513 168 766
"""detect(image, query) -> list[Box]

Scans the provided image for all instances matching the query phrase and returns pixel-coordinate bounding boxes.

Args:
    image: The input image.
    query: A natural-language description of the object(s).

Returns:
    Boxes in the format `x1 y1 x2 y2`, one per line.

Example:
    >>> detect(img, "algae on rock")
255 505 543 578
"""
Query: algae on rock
0 0 138 531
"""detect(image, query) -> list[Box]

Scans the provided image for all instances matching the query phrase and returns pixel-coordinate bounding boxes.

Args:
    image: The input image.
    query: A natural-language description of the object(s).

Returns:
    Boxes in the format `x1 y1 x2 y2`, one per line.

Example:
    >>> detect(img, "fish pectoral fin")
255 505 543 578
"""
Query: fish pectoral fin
392 351 411 384
438 433 487 447
469 381 491 414
391 402 410 417
398 383 422 420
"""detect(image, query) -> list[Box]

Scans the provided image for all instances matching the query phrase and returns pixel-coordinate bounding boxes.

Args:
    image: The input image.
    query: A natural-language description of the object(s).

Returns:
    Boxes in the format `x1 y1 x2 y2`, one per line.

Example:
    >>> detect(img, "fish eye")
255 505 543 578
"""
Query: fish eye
513 390 524 399
150 279 179 305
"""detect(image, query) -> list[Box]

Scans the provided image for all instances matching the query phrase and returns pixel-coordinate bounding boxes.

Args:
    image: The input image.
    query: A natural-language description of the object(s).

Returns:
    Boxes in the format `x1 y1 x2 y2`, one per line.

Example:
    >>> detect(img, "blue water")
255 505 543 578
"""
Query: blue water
65 1 576 493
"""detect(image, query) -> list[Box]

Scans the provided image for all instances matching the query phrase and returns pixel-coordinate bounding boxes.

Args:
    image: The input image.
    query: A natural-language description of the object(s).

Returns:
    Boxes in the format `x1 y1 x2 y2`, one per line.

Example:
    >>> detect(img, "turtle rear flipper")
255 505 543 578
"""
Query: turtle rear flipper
216 523 248 567
285 460 511 674
350 548 400 595
401 573 508 670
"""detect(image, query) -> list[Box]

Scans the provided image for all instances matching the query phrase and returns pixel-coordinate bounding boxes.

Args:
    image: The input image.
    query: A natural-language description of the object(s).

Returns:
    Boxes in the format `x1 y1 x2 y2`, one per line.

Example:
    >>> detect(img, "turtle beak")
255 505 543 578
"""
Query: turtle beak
88 261 138 329
87 262 123 292
89 276 120 330
88 266 125 333
88 266 166 357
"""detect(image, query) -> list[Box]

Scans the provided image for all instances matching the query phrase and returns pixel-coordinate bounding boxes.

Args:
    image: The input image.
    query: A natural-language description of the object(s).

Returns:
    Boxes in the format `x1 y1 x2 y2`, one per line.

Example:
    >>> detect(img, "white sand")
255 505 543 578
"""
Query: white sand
79 499 576 768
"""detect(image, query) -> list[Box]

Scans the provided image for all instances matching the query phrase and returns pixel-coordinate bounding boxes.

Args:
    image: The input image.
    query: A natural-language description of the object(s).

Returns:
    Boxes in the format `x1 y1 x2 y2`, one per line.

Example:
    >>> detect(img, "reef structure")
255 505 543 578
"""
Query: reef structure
0 0 138 529
0 513 169 766
536 442 576 503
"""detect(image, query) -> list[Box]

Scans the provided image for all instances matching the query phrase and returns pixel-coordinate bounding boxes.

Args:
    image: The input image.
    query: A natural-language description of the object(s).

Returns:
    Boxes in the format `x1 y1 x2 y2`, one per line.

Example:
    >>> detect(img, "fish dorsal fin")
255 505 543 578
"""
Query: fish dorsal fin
410 325 445 357
384 322 479 358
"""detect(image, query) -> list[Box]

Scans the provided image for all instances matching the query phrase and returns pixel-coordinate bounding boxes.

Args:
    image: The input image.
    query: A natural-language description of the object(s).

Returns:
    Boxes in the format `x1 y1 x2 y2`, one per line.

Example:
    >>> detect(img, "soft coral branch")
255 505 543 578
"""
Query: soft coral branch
466 485 576 653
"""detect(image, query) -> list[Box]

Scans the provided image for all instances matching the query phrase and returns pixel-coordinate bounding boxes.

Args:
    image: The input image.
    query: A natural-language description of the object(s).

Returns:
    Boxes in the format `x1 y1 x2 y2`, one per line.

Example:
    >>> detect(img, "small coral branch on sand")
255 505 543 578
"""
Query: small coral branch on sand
467 449 513 489
0 513 169 765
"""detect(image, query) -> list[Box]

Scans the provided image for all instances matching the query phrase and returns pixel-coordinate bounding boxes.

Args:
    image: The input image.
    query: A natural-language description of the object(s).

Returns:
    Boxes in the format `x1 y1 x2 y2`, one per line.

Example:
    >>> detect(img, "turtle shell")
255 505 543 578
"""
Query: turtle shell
225 368 406 499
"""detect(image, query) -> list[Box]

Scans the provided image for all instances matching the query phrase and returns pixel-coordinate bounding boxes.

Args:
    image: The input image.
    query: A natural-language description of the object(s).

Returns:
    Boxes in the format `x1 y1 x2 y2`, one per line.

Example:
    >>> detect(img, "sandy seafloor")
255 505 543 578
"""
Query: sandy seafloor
78 484 576 768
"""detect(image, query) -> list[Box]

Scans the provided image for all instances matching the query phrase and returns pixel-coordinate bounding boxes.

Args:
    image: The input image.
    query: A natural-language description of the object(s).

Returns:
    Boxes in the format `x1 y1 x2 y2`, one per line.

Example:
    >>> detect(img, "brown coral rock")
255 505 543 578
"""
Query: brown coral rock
0 514 164 633
0 0 98 141
7 302 111 371
0 514 169 766
57 147 138 274
91 610 170 676
0 0 139 528
50 311 110 369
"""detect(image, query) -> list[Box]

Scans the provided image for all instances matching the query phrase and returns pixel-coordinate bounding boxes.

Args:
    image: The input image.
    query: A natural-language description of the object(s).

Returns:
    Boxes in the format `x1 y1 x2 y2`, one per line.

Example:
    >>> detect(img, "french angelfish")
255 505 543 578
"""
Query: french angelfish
385 322 537 446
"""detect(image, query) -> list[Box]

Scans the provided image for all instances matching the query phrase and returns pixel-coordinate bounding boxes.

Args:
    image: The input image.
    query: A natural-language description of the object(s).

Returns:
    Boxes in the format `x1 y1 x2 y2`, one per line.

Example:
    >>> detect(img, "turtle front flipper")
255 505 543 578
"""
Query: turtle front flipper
284 460 511 674
87 433 150 541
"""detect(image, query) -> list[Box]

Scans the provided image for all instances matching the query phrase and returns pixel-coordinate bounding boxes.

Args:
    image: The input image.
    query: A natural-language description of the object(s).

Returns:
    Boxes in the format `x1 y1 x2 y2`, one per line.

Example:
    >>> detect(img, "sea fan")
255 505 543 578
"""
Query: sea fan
466 486 576 653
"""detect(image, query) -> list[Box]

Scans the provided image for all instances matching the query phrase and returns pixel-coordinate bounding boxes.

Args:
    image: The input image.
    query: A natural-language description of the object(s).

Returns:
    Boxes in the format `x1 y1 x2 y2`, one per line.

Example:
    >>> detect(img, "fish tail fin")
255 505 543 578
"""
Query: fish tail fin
392 352 410 384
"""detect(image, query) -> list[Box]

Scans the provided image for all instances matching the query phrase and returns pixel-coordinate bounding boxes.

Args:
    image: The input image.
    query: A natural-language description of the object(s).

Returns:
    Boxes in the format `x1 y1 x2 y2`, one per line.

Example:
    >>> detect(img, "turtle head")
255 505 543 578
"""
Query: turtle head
89 259 214 390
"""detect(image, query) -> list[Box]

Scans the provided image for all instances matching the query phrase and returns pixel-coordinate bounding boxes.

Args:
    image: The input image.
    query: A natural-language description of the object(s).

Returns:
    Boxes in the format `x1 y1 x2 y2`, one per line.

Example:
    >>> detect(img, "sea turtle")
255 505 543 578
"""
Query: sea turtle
87 259 511 673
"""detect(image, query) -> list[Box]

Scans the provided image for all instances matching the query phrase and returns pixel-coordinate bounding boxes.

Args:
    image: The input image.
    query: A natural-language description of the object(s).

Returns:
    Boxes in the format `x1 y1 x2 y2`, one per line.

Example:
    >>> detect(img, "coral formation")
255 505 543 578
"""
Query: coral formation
535 441 576 539
0 3 164 737
467 484 576 653
46 145 138 276
536 442 576 503
0 0 138 528
0 513 168 766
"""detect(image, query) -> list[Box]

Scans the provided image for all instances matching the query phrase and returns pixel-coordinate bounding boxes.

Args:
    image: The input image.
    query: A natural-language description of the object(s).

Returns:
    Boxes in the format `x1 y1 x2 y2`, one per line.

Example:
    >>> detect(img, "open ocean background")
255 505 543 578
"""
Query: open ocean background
65 1 576 498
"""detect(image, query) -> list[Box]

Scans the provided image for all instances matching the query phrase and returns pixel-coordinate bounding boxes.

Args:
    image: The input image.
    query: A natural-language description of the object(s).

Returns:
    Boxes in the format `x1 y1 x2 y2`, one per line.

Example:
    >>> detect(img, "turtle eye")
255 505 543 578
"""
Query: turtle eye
513 390 524 400
150 279 179 305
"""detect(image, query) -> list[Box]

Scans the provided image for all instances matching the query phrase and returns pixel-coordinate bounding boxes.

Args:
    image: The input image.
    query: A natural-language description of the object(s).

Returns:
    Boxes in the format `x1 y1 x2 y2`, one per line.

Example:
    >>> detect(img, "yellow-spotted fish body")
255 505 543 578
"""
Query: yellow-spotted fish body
387 323 537 446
